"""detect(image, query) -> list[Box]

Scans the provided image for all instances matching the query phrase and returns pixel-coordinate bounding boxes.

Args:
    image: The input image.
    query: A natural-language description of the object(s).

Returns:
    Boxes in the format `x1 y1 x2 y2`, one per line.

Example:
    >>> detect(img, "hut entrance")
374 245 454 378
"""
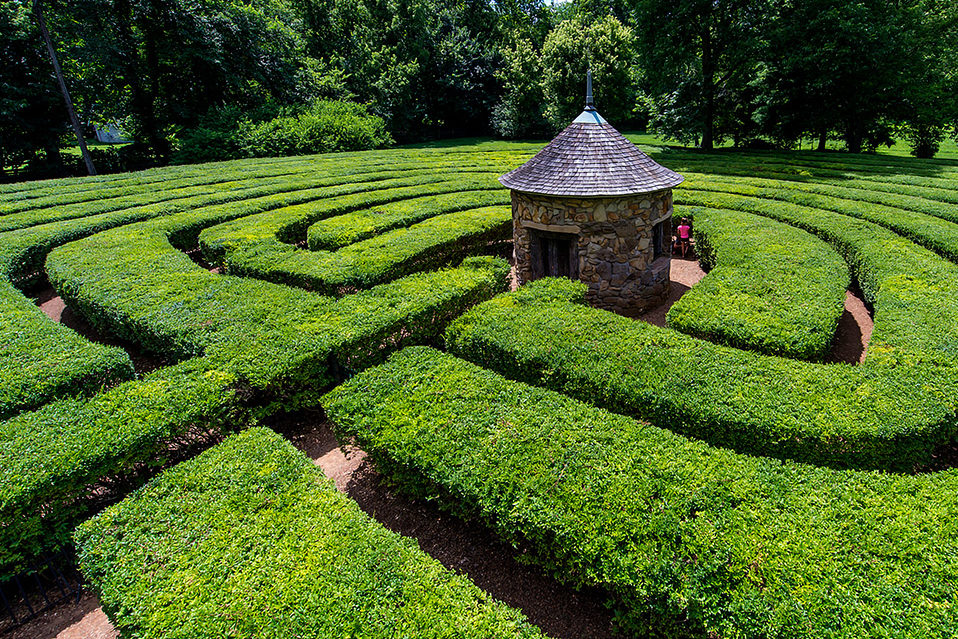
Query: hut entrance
531 229 578 280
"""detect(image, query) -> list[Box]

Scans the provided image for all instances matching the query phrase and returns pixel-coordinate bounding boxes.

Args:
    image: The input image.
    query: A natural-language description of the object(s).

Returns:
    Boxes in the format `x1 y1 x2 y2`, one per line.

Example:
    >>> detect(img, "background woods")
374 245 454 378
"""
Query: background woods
2 0 957 178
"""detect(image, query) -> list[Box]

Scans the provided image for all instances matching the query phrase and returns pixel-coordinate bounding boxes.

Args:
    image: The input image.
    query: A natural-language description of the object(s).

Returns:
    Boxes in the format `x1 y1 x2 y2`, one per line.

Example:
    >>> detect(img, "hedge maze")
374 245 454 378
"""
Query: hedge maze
2 143 958 637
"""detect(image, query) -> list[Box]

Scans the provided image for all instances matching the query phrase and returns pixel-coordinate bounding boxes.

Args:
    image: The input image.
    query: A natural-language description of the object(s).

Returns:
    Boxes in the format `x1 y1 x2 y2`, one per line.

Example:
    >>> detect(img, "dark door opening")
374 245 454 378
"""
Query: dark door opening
531 230 578 280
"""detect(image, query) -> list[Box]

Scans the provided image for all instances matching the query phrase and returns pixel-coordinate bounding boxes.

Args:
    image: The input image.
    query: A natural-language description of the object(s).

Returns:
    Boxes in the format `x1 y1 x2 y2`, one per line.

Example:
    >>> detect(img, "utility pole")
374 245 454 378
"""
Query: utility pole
33 0 96 175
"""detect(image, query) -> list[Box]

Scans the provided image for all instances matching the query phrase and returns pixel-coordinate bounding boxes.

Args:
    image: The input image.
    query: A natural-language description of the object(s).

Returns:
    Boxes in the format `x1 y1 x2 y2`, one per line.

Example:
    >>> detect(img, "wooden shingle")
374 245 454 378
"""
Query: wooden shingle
499 109 684 197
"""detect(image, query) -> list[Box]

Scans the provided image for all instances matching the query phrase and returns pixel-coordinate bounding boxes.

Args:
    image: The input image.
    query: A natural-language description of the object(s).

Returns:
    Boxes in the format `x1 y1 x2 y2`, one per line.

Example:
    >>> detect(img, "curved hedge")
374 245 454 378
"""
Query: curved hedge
0 281 133 420
306 189 510 250
323 346 958 639
667 207 849 360
446 278 957 471
75 427 543 638
225 206 511 294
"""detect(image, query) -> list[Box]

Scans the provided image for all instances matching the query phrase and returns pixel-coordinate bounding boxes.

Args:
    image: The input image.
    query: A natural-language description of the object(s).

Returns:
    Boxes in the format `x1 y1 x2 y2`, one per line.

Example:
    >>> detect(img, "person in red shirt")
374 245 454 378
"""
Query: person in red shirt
674 218 692 257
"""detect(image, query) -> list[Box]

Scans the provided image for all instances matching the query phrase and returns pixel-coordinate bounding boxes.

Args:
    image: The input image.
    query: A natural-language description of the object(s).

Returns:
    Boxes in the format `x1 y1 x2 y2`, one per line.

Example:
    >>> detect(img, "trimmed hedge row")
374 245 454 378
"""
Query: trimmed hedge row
323 346 958 639
681 179 958 262
683 172 958 221
307 188 510 250
0 170 477 290
0 281 133 420
0 162 496 235
445 278 957 471
75 427 543 639
225 206 511 294
198 174 503 264
667 207 849 360
0 358 242 578
3 255 508 577
670 190 958 362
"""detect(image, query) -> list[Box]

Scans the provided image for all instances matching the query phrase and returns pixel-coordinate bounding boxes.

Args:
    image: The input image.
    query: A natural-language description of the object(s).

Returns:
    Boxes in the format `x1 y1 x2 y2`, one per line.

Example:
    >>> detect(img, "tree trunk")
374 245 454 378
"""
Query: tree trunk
700 24 715 151
817 128 827 152
113 0 166 163
34 1 96 175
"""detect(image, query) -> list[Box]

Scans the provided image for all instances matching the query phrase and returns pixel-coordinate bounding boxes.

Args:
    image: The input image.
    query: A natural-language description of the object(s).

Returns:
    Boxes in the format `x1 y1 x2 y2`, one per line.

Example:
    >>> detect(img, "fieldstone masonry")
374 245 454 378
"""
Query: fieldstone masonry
512 189 673 315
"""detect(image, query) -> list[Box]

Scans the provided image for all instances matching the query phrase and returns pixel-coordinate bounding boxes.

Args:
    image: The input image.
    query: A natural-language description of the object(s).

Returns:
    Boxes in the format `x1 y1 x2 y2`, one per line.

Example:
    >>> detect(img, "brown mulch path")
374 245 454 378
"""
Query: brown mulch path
827 290 873 364
638 257 706 327
3 593 116 639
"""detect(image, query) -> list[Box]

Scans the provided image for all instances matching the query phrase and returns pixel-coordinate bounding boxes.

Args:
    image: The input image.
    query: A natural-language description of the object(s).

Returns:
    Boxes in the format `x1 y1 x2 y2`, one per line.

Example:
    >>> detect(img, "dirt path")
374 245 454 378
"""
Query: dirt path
271 411 617 639
11 260 873 639
639 257 706 327
638 258 873 363
827 290 873 364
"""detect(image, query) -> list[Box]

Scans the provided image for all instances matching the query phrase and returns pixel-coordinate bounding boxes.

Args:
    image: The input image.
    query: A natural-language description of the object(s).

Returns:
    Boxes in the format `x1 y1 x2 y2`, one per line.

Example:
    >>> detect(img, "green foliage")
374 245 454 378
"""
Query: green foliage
0 0 68 178
176 100 393 163
666 207 849 360
540 15 637 129
75 427 544 638
227 206 511 294
0 281 134 420
492 15 638 136
490 38 550 139
306 188 509 249
0 358 244 578
445 261 958 469
323 347 958 639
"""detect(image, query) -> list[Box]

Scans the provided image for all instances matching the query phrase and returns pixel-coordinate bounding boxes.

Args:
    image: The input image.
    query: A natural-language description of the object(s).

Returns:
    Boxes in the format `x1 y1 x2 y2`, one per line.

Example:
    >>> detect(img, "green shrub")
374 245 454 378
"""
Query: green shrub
679 178 958 261
0 358 243 577
445 279 958 471
226 206 511 294
0 281 133 420
306 188 510 250
323 347 958 639
238 100 393 158
666 207 849 360
75 427 544 638
1 256 507 577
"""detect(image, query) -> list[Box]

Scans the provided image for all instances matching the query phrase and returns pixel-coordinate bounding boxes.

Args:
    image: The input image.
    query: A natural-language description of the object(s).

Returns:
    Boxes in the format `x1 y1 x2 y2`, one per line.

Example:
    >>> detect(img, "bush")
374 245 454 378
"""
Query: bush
306 189 509 250
227 206 511 295
666 207 849 360
175 101 394 163
0 358 243 578
323 347 958 639
75 427 543 639
1 256 507 577
445 279 958 471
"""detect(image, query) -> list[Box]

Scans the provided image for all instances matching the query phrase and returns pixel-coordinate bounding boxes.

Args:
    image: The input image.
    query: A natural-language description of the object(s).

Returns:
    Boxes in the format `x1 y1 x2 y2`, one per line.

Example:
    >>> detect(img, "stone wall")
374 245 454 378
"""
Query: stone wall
512 189 672 315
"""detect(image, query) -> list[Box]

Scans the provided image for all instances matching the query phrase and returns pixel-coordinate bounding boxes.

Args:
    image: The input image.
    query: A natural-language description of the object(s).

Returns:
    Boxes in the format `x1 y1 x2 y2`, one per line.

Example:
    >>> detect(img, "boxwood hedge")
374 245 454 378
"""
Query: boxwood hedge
666 207 849 360
75 427 543 639
0 281 133 420
1 255 506 578
323 346 958 639
446 278 957 471
306 188 510 250
225 206 511 294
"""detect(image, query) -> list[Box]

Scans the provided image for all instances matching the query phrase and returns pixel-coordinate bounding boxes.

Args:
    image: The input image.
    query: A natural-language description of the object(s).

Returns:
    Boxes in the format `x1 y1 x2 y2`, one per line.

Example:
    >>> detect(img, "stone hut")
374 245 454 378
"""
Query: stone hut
499 85 684 316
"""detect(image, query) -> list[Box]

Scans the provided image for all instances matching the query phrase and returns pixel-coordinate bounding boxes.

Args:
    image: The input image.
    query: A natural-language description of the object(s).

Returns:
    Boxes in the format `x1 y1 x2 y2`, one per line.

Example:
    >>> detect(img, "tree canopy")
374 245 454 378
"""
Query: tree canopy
4 0 958 177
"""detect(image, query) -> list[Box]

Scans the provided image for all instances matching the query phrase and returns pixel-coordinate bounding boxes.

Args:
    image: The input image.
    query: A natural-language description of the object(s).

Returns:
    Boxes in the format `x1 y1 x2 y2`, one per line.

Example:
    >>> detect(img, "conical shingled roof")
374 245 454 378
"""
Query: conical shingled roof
499 109 684 197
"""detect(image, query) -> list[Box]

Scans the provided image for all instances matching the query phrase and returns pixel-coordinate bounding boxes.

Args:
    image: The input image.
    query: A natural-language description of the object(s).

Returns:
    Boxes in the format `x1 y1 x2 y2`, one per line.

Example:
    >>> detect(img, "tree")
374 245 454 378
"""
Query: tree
491 37 550 138
897 0 958 157
540 14 637 129
0 0 67 177
632 0 775 149
56 0 317 161
761 0 913 153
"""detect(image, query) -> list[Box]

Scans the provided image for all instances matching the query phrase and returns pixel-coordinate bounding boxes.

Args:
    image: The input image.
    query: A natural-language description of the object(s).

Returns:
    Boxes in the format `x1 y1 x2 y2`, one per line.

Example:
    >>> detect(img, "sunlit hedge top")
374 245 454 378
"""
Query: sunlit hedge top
499 109 684 197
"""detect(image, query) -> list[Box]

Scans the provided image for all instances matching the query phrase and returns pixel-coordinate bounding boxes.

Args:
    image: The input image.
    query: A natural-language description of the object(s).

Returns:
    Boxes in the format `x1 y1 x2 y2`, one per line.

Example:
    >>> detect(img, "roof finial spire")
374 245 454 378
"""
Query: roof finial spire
585 69 595 111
